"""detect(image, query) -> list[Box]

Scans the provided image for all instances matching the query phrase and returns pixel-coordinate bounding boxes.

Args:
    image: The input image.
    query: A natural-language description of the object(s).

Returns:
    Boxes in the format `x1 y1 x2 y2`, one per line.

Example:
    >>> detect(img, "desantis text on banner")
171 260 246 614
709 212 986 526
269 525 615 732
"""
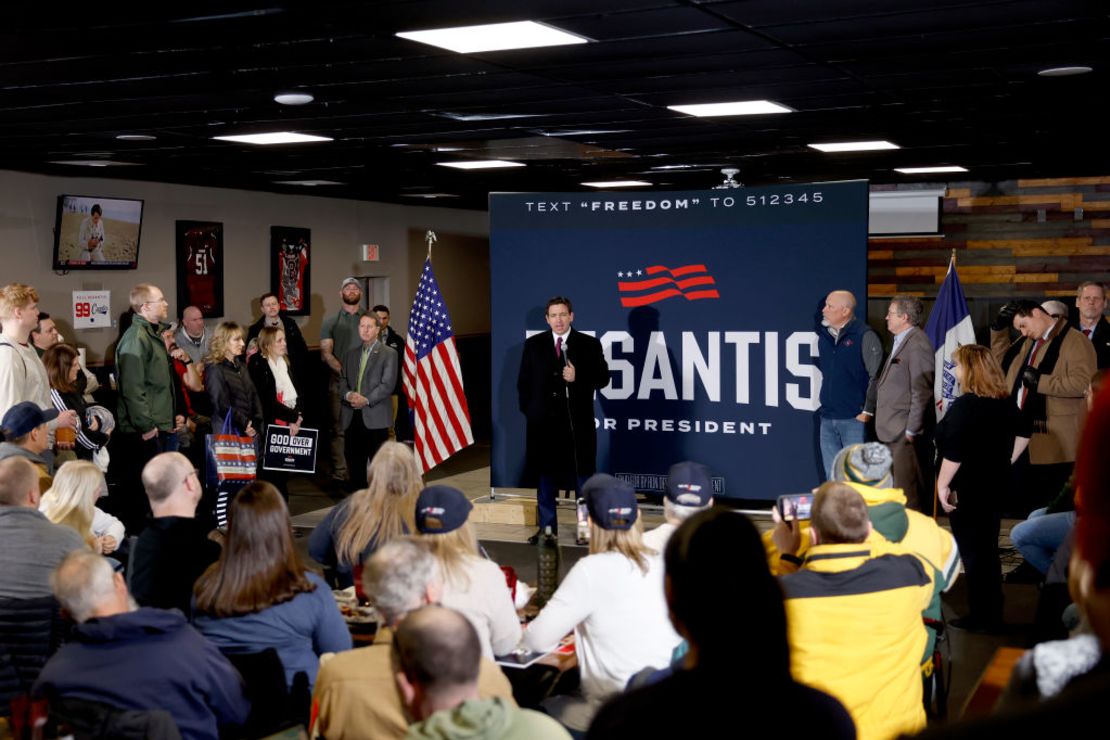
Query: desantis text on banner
489 183 869 500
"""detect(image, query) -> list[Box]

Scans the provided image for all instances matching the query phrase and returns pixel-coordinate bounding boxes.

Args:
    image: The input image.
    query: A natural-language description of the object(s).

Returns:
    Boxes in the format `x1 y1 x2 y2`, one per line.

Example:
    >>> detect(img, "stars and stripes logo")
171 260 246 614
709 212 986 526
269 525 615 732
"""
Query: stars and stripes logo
403 258 474 473
616 264 720 307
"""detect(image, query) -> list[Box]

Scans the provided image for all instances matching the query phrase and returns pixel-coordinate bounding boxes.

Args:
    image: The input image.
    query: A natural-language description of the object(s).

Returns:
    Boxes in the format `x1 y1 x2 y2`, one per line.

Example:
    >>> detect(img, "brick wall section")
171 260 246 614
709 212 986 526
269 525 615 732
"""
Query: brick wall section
868 176 1110 298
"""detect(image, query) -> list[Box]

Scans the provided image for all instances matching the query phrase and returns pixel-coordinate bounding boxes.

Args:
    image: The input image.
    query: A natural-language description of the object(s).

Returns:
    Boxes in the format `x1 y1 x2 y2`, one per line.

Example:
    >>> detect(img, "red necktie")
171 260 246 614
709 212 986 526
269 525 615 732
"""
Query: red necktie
555 337 563 359
1084 327 1093 339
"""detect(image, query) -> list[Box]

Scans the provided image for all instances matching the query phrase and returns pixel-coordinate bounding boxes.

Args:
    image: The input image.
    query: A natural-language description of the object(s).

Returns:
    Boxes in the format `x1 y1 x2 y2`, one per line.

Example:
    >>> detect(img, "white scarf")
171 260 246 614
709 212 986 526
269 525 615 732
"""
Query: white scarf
268 357 298 408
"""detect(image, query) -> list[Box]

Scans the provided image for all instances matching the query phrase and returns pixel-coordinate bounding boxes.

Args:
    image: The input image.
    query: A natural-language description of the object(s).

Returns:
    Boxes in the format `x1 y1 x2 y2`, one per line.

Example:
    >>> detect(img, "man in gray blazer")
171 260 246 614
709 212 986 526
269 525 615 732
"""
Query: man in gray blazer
341 314 398 491
864 296 935 510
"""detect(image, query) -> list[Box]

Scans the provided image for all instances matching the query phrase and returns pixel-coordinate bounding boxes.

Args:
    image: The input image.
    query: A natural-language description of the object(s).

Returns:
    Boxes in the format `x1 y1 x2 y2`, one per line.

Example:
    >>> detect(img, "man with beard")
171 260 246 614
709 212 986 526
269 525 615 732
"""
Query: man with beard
320 278 365 484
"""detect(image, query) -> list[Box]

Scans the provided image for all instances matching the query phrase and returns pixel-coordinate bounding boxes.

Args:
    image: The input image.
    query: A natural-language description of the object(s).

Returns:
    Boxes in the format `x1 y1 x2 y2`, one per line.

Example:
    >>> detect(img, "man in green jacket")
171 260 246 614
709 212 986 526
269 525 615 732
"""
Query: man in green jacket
115 283 180 532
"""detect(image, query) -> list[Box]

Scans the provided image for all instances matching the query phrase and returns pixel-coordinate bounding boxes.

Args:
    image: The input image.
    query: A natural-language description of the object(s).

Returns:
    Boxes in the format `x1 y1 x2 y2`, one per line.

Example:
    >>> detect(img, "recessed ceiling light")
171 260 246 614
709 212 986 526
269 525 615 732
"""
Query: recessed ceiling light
667 100 793 117
115 134 157 141
436 160 525 170
47 160 139 167
397 21 589 54
213 132 333 145
894 166 968 174
274 92 315 105
272 179 344 186
808 140 900 153
1037 66 1093 77
582 180 652 188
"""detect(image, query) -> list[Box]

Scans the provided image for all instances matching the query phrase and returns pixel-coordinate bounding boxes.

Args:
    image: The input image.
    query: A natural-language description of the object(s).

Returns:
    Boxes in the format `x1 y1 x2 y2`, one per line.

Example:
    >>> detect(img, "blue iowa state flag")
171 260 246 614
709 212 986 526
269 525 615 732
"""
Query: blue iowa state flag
924 255 976 419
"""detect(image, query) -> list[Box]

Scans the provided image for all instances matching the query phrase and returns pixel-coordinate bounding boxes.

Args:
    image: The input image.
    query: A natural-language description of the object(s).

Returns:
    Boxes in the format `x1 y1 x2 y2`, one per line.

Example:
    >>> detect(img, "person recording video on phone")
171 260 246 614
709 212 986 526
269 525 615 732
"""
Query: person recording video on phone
76 203 106 262
517 296 609 544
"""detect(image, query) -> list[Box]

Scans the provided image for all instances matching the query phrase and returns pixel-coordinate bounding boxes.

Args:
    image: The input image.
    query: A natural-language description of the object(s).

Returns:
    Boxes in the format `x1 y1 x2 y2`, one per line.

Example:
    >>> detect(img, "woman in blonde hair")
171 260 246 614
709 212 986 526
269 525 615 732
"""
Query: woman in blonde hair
524 474 682 733
413 485 521 658
936 343 1029 632
40 460 125 554
205 321 263 439
309 441 419 588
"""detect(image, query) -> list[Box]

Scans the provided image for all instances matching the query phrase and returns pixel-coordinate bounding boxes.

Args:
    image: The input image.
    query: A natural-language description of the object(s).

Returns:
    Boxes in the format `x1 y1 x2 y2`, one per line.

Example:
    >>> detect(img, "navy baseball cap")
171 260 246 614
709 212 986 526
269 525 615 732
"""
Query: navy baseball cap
415 485 473 534
0 402 59 439
665 461 713 507
584 474 638 531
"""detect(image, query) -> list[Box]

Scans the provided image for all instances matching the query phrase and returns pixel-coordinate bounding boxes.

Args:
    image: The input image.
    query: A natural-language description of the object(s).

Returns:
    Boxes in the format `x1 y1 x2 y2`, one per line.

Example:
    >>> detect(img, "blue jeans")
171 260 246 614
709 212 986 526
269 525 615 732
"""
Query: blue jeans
1010 508 1076 574
819 416 866 481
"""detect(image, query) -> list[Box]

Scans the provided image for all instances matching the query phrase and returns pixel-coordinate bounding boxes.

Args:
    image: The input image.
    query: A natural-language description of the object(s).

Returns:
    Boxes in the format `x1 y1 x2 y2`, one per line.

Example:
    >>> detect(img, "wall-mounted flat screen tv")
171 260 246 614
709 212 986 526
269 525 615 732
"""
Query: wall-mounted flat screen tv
53 195 145 270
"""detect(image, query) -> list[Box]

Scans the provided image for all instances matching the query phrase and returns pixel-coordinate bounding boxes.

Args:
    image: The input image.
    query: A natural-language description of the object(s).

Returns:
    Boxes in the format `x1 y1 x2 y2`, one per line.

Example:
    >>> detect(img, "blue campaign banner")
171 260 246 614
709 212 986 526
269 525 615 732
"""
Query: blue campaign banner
490 182 868 500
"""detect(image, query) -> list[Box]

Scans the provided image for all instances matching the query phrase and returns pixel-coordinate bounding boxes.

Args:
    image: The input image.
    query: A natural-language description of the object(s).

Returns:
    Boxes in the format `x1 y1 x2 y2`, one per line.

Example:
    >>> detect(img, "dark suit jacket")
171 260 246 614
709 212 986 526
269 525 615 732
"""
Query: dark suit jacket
246 353 302 428
246 314 309 374
866 326 935 444
1084 316 1110 369
340 341 397 430
517 328 609 480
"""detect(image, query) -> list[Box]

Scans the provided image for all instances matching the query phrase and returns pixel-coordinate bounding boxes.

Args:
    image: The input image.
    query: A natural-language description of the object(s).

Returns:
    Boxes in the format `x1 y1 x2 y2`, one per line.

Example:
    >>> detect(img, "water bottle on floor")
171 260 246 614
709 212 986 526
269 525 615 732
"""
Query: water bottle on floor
535 526 560 608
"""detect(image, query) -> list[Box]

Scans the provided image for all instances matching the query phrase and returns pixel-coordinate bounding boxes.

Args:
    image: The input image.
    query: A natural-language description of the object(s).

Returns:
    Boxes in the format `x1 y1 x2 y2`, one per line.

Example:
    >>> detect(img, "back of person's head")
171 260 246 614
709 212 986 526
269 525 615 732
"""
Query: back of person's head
41 460 102 548
52 549 120 623
584 473 654 573
663 462 714 523
414 485 479 587
141 452 193 507
0 457 37 507
665 508 788 673
392 605 481 719
830 443 893 489
952 344 1009 399
362 538 440 626
811 482 871 545
193 481 312 618
337 441 421 567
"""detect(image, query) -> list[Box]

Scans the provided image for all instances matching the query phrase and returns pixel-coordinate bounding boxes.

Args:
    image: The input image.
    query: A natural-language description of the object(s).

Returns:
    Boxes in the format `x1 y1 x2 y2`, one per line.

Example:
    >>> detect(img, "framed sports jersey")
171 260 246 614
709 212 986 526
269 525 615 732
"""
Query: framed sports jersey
175 220 224 317
270 226 311 316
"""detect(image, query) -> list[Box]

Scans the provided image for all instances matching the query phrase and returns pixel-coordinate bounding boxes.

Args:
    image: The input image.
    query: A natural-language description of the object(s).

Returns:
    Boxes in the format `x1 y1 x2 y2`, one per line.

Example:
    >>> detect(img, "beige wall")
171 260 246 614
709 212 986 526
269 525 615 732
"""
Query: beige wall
0 169 487 362
406 228 491 336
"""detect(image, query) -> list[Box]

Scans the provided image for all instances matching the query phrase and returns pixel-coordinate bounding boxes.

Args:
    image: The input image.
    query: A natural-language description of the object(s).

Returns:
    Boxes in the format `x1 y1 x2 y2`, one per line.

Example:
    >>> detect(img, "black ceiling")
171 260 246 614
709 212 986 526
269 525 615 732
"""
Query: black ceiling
4 1 1108 209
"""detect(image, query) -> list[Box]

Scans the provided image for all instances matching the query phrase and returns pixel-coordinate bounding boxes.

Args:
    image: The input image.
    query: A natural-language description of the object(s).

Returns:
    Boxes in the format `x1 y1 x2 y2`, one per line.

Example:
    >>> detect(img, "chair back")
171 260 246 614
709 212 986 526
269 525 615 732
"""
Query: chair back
0 596 68 717
223 649 309 737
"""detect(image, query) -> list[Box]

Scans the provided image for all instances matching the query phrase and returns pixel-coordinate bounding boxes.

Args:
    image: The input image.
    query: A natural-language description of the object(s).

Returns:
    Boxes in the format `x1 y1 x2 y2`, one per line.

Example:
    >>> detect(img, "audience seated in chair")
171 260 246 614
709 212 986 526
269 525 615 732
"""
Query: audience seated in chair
522 474 682 735
0 594 67 718
414 485 521 660
0 456 84 601
33 549 249 740
396 605 570 740
128 452 221 616
312 538 514 740
309 441 419 589
773 481 935 740
0 402 60 493
192 481 351 691
588 507 854 739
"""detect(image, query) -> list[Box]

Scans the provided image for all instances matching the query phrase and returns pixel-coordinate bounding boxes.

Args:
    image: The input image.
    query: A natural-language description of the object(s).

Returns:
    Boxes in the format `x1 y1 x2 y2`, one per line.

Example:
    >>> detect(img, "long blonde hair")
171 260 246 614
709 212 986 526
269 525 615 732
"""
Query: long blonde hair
590 512 654 575
418 520 480 588
41 461 102 549
205 321 245 366
336 442 421 567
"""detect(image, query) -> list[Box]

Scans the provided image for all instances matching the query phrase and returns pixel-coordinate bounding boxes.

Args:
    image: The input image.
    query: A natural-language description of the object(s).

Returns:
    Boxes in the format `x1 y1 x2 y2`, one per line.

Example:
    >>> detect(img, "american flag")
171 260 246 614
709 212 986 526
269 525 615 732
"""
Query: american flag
403 257 474 473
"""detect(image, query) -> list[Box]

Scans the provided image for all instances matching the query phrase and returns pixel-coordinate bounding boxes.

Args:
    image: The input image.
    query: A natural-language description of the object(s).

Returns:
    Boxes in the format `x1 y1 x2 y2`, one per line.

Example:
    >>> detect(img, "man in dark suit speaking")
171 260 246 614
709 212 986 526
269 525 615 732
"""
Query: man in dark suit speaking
518 296 610 543
341 314 398 491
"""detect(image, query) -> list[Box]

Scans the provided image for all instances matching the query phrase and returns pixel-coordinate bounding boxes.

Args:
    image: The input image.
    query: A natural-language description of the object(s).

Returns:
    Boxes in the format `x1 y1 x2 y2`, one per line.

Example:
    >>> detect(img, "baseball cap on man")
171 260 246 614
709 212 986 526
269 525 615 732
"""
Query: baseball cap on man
584 474 638 531
665 461 713 507
415 485 473 534
831 443 893 488
0 402 59 440
341 277 360 290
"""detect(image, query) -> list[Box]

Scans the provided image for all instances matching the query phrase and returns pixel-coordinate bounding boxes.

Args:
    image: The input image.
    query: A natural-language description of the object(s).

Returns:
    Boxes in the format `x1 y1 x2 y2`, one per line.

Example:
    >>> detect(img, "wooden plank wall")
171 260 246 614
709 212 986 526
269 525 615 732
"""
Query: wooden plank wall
868 176 1110 298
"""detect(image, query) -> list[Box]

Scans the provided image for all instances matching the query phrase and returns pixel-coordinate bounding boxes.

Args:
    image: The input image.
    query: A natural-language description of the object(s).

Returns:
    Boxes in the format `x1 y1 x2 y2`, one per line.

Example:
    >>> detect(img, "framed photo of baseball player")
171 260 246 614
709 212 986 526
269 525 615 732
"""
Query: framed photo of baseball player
175 220 224 318
270 226 311 316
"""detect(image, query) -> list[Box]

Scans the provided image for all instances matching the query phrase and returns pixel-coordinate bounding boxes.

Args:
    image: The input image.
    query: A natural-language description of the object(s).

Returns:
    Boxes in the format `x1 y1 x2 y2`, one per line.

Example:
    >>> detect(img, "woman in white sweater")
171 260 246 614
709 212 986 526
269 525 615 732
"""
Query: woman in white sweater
523 474 683 733
40 460 125 554
414 485 522 659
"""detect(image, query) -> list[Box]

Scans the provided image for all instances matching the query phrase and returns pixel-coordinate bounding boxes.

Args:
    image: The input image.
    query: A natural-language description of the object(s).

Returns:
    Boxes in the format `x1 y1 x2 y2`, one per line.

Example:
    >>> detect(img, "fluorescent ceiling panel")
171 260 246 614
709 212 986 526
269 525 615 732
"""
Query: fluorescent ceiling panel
668 100 792 117
894 166 967 174
397 21 588 54
437 160 525 170
213 132 332 145
809 140 900 152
